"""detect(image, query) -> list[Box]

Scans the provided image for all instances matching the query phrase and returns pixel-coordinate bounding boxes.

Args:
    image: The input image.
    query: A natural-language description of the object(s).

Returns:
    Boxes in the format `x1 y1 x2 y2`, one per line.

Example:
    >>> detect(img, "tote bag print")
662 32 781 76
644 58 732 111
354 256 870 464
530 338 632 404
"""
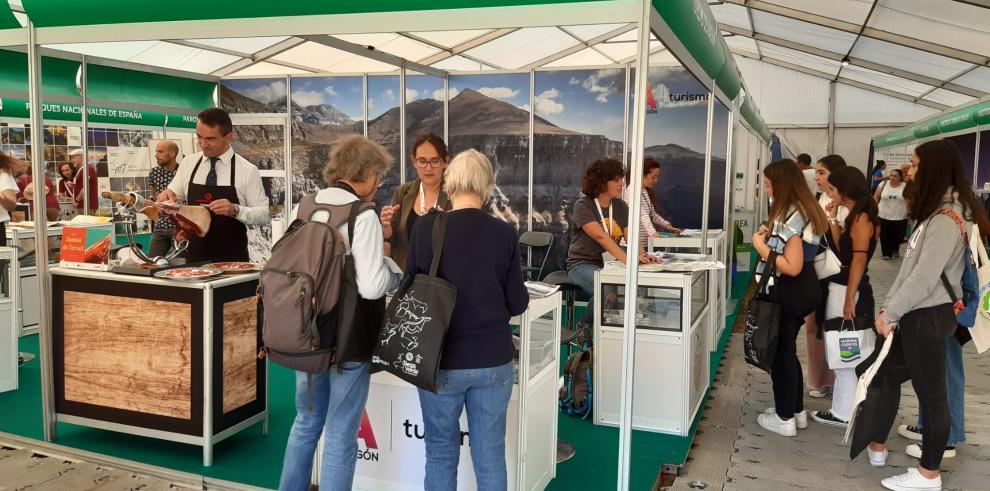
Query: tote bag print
379 293 432 376
971 227 990 353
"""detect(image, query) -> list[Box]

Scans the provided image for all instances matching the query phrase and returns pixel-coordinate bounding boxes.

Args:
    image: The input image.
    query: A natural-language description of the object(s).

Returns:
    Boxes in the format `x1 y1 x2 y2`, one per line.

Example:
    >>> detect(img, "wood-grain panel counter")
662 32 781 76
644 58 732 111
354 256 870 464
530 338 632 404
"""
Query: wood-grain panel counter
51 267 267 466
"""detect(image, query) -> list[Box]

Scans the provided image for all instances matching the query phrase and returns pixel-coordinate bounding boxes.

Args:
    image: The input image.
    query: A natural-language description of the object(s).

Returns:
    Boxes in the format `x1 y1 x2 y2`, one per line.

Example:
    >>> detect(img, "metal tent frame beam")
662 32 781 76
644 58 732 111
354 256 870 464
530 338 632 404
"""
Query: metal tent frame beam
211 37 309 76
300 35 447 77
731 48 950 110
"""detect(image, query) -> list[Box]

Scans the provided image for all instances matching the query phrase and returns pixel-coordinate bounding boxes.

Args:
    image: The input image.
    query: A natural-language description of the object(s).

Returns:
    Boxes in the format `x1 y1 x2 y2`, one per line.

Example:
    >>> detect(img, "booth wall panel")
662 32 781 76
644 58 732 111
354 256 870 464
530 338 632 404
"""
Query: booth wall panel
222 297 258 414
834 84 940 125
978 130 990 188
62 291 192 419
736 57 829 126
945 133 977 185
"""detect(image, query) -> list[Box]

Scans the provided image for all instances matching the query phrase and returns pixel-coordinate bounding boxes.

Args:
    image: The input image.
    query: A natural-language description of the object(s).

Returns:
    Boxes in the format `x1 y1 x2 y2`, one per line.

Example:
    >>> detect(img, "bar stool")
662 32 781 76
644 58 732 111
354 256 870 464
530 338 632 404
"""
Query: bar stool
543 270 580 463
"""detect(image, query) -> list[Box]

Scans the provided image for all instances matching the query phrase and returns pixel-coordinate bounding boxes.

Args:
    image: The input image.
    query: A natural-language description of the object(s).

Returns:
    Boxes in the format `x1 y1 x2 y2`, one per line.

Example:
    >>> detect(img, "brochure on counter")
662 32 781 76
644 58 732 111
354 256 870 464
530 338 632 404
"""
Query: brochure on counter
60 226 112 271
605 252 725 273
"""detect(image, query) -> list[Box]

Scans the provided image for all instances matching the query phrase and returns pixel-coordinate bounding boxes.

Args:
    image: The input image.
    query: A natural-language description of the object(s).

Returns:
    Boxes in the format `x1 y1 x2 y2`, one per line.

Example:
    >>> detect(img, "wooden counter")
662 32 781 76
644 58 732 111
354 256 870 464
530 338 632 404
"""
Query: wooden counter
50 267 267 466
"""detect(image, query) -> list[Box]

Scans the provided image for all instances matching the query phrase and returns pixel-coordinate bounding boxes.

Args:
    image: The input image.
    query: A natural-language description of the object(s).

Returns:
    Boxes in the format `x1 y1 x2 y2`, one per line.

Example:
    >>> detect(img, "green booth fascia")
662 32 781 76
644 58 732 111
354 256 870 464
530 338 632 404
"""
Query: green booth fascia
0 1 19 29
655 0 726 81
0 50 214 127
876 99 990 149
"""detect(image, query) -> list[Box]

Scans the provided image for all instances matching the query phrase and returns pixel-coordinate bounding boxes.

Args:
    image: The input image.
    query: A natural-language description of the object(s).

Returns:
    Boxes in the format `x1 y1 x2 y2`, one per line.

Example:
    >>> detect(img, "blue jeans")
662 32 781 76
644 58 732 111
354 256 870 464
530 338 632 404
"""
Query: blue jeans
568 262 601 325
278 362 371 491
918 335 966 445
417 362 514 491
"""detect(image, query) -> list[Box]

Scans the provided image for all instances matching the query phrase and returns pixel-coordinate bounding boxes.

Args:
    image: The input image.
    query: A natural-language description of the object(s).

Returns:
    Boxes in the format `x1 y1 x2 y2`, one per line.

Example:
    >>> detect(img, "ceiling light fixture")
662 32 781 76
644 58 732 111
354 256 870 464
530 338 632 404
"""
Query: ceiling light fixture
840 57 850 67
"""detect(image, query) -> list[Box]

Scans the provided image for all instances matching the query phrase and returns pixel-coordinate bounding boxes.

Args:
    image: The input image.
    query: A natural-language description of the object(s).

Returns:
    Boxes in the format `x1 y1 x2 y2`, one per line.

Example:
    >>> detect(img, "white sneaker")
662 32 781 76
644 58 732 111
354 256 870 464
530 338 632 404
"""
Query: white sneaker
809 385 832 398
766 407 807 429
868 447 889 467
905 444 956 460
758 410 797 437
898 424 923 441
881 468 941 491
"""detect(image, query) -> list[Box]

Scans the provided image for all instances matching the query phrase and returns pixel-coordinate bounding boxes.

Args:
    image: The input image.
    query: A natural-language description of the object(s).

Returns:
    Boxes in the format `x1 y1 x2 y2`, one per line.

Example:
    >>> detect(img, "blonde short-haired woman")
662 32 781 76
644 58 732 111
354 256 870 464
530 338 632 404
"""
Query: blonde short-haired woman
407 149 529 491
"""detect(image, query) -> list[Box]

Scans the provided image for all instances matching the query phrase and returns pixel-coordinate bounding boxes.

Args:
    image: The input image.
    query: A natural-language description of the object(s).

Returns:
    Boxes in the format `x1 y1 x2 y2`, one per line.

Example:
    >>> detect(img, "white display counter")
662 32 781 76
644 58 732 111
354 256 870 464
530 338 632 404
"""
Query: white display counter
0 247 19 393
315 293 562 491
593 267 710 436
649 230 728 352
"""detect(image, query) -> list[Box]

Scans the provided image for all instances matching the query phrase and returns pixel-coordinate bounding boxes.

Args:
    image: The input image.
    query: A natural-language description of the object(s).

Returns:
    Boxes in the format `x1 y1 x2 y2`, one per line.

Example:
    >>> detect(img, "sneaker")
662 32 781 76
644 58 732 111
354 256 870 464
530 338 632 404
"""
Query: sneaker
812 409 849 428
757 410 797 437
898 424 923 441
905 444 956 460
869 447 889 467
880 468 941 491
808 385 832 398
766 407 807 429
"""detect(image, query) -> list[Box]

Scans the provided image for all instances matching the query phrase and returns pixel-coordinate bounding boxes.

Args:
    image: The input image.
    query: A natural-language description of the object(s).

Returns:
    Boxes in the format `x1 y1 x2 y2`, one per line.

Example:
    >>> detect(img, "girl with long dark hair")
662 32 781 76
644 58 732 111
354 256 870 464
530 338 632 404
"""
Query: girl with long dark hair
751 159 828 437
865 139 990 491
624 158 682 249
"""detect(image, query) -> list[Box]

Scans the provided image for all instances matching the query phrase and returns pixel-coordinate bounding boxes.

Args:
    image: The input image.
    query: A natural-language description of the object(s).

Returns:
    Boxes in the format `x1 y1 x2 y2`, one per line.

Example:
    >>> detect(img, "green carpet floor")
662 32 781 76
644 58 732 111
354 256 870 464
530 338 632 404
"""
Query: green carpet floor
0 268 751 490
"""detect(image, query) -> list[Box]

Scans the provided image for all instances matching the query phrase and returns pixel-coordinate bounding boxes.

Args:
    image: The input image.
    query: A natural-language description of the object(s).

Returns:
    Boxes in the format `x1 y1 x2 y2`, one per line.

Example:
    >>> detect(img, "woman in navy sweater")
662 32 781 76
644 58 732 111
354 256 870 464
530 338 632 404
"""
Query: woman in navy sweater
407 148 528 491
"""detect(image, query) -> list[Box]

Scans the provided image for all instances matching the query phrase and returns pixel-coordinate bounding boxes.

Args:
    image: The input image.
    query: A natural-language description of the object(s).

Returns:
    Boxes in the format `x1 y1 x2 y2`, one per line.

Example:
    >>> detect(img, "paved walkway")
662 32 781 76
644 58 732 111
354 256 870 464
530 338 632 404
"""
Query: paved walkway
673 255 990 491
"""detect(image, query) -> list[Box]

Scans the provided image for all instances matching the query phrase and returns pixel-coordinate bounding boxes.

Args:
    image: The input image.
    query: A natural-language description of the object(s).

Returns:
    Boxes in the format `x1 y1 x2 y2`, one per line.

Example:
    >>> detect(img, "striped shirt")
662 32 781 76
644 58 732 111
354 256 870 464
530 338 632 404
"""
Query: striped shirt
623 187 671 248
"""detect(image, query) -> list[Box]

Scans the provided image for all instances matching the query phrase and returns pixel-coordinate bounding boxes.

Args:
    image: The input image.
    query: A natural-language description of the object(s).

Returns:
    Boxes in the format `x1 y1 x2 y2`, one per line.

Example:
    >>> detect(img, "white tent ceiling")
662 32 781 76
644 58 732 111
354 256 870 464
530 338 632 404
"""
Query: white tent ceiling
4 0 988 126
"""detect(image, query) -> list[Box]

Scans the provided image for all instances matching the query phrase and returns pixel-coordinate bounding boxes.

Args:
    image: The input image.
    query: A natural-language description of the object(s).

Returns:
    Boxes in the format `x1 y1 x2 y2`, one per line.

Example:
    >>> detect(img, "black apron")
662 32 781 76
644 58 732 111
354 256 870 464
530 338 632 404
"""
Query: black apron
185 154 249 263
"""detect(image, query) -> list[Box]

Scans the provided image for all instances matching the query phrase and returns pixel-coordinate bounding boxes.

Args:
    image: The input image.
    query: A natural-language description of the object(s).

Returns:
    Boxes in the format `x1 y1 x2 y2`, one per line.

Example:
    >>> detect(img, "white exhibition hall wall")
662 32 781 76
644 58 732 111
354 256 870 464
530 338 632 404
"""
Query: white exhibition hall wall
737 57 829 126
772 126 900 176
834 85 940 124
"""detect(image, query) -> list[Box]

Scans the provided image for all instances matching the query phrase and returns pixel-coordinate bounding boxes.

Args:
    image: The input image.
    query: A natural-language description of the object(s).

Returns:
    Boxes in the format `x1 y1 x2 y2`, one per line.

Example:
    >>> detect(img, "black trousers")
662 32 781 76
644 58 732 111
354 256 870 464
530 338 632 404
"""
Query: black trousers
771 312 805 419
867 304 956 471
878 218 907 258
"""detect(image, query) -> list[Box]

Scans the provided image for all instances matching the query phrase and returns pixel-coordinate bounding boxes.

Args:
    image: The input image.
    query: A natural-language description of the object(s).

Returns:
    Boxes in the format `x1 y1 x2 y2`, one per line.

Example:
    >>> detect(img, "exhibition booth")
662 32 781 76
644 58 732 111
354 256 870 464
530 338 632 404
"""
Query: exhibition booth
0 1 772 489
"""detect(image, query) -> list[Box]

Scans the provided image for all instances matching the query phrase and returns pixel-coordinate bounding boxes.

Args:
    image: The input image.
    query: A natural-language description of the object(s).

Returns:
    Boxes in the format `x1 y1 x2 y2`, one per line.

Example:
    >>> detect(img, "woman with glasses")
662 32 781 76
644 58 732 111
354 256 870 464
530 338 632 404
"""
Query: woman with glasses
380 134 451 271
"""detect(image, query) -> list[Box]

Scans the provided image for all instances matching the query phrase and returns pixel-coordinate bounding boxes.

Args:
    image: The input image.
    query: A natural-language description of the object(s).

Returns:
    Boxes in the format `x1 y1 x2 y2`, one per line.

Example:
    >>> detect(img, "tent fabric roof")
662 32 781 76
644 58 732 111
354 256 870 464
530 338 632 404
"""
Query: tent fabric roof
710 0 990 112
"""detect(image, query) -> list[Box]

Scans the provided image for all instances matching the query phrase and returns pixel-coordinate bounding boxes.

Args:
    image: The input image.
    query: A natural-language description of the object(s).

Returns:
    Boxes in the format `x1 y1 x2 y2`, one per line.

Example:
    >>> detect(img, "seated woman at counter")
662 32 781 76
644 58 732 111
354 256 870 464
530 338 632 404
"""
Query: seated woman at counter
406 149 528 491
567 158 657 345
381 134 451 270
0 152 25 242
278 136 403 491
624 158 682 249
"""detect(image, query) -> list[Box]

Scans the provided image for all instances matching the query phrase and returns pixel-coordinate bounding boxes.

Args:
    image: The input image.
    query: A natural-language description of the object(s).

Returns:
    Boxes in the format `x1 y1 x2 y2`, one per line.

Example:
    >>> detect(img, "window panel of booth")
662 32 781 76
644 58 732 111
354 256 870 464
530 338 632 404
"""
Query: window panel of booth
945 133 977 185
404 73 446 184
288 76 364 205
600 283 682 332
533 68 626 276
710 101 729 229
979 130 990 189
448 73 531 234
367 75 401 210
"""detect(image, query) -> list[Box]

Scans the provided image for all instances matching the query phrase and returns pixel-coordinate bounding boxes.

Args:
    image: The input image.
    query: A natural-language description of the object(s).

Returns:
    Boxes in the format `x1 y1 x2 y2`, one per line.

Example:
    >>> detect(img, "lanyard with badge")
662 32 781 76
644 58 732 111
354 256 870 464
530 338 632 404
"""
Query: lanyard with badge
419 181 439 215
595 198 617 262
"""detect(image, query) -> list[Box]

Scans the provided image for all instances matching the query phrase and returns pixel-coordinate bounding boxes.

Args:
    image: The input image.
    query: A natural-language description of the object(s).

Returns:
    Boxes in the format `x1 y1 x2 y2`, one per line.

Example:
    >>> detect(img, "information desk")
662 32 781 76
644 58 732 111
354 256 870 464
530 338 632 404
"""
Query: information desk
7 224 114 337
0 248 18 393
50 268 267 466
649 230 728 352
593 267 710 436
314 292 562 491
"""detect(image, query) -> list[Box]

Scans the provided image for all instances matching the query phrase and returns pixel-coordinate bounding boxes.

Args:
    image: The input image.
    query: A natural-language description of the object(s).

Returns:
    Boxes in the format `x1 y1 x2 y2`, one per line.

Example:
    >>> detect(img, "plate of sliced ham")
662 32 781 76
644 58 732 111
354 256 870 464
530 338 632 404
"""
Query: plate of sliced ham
202 262 262 273
154 267 224 281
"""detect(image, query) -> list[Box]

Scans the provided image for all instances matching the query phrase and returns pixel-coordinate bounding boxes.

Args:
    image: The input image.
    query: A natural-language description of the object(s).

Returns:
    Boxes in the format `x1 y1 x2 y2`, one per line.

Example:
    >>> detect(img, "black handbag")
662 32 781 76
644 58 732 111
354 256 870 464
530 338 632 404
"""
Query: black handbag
744 251 781 373
371 211 457 392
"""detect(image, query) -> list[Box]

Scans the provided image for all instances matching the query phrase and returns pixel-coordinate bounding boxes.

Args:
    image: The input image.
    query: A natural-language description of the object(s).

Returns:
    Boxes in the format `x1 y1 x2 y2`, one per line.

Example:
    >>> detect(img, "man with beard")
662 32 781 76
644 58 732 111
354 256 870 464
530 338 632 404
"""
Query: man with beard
147 140 180 257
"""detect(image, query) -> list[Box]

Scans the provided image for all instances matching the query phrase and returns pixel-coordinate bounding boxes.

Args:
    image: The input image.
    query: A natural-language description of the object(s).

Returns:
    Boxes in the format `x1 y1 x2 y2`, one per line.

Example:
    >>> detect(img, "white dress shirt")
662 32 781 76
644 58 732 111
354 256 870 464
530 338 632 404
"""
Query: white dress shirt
167 146 270 226
289 187 402 300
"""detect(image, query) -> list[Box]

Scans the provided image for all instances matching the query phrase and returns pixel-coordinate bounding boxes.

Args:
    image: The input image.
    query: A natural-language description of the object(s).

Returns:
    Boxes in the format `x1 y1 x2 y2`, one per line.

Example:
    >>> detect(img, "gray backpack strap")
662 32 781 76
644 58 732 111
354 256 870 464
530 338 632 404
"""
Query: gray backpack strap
297 193 346 222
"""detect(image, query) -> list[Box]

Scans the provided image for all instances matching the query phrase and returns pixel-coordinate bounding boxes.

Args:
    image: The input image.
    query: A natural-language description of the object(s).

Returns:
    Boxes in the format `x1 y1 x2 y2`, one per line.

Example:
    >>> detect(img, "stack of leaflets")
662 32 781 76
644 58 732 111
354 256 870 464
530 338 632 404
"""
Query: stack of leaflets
525 281 561 298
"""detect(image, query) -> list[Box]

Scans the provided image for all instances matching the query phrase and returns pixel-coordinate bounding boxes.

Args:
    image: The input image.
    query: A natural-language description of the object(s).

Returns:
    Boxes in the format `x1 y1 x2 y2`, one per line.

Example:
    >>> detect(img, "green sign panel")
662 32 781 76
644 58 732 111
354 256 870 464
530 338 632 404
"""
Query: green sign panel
167 113 199 129
937 109 975 134
913 120 940 139
975 102 990 126
655 0 726 80
0 97 167 126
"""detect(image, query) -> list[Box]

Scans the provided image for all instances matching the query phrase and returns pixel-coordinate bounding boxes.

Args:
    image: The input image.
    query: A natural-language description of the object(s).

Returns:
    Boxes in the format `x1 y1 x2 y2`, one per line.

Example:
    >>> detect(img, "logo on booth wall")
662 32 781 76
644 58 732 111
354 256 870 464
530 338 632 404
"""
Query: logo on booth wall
646 84 659 114
356 410 380 461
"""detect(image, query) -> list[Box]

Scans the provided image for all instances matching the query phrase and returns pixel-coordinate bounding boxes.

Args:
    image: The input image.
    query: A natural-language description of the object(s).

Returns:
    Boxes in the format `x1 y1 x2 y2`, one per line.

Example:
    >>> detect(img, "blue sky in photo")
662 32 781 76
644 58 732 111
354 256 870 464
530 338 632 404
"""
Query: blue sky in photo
534 69 626 141
406 75 445 103
368 75 399 119
289 76 363 120
448 73 531 109
220 78 287 105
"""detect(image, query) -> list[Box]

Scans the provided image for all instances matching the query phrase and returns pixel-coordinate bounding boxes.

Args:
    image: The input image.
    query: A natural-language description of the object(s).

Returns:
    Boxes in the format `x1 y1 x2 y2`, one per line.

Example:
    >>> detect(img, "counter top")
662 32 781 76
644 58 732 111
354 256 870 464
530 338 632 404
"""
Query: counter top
50 266 259 290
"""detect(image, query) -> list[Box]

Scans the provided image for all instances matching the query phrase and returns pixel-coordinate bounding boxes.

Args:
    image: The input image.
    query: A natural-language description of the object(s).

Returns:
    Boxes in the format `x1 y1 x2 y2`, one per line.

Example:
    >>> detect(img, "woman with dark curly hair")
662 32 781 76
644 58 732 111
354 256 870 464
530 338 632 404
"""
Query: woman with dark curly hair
567 158 657 343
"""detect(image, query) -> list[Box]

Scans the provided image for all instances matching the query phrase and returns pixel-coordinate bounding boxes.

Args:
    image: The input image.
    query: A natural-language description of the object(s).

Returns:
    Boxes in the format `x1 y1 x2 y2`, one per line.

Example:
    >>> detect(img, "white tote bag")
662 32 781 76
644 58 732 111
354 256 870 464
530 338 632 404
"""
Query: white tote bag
814 235 841 279
824 283 876 369
968 225 990 353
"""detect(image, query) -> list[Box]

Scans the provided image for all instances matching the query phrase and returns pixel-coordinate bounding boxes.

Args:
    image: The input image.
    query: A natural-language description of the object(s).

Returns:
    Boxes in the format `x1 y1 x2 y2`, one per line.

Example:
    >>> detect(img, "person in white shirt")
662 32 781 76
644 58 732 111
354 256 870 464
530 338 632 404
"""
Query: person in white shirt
0 152 25 244
796 153 817 194
157 108 269 262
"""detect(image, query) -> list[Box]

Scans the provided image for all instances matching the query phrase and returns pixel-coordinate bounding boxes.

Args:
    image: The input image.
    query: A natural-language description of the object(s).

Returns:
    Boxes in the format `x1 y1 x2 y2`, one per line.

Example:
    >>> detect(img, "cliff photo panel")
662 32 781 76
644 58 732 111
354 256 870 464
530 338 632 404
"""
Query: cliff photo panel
404 74 446 183
289 76 364 205
533 68 626 275
220 78 288 114
367 75 401 210
447 73 531 234
635 66 726 230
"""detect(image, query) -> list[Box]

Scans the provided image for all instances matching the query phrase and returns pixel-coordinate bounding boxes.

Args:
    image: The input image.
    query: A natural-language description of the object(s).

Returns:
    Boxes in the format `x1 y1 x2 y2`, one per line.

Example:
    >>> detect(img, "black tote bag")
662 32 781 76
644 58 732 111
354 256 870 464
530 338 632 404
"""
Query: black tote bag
371 212 457 392
744 251 781 373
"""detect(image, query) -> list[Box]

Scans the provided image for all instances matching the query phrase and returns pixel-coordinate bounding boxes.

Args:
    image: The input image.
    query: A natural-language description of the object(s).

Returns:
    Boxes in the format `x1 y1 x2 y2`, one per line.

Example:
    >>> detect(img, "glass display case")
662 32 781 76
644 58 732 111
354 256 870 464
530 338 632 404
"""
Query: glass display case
649 230 728 352
593 267 710 436
0 247 19 393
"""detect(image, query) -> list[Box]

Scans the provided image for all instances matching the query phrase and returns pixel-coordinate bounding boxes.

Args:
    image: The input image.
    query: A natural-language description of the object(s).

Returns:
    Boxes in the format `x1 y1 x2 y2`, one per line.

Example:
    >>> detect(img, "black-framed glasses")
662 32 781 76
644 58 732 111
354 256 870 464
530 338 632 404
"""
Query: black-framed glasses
413 157 444 168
